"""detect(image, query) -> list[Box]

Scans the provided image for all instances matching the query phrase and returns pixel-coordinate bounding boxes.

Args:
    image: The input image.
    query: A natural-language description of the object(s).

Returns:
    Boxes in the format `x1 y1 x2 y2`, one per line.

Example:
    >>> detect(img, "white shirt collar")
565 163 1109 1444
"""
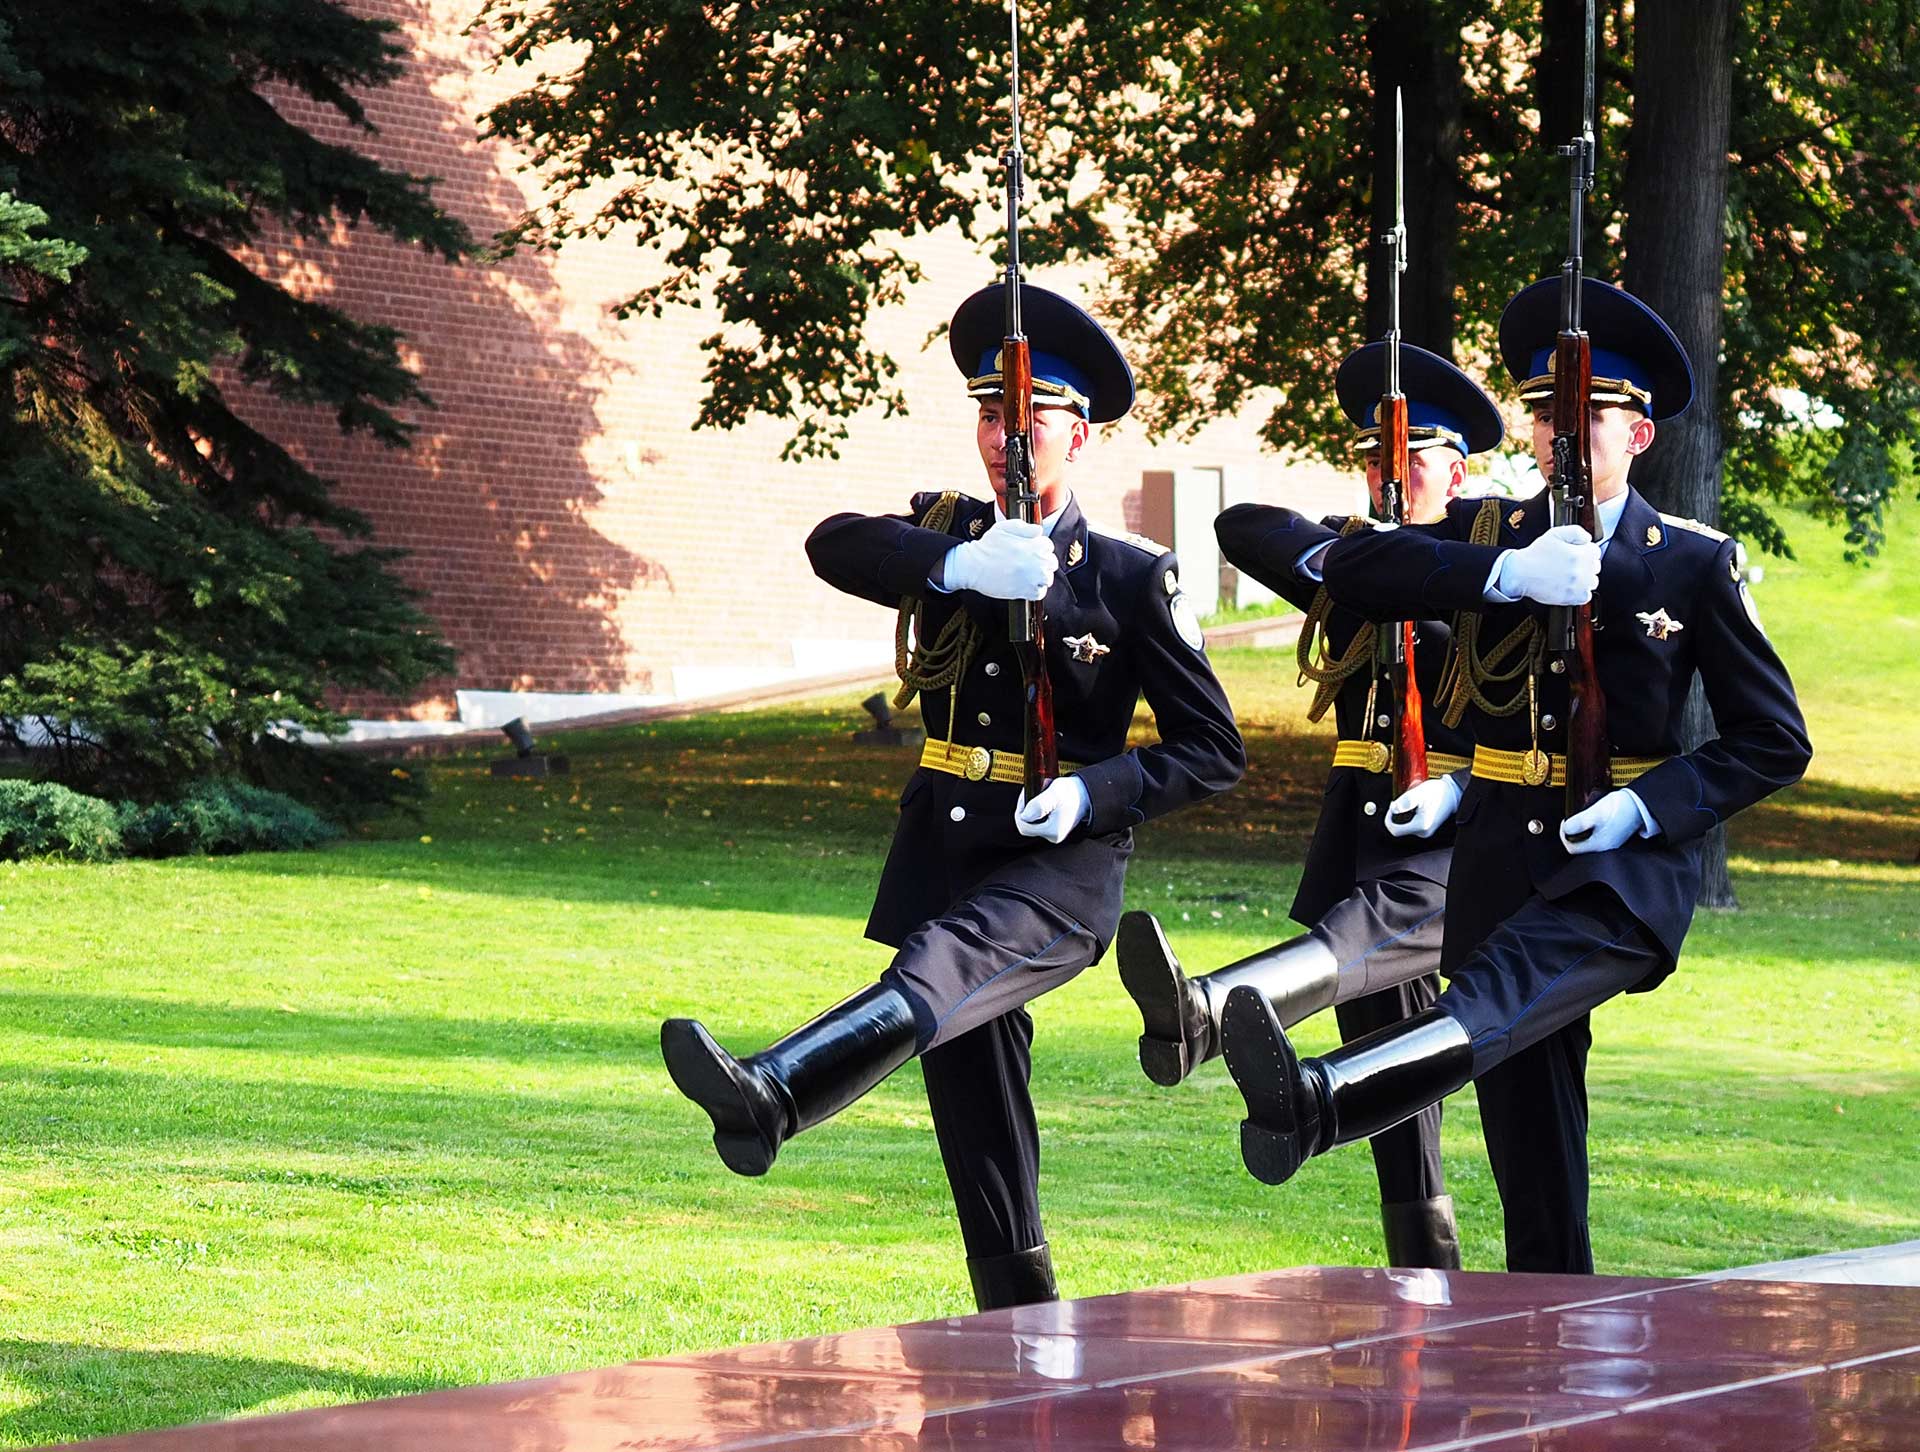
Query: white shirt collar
993 492 1072 537
1596 488 1630 546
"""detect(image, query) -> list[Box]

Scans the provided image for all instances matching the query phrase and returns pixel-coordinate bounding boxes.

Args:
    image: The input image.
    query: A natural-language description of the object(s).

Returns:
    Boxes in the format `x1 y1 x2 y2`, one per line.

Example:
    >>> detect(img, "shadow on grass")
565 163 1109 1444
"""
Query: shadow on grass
0 990 666 1065
1739 776 1920 865
0 1339 420 1447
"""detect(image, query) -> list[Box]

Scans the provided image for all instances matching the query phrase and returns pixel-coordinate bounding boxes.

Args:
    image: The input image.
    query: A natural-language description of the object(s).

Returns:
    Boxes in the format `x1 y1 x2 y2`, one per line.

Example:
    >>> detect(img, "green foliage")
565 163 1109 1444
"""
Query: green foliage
482 1 1920 551
1720 1 1920 558
0 2 464 799
0 779 122 861
118 781 340 858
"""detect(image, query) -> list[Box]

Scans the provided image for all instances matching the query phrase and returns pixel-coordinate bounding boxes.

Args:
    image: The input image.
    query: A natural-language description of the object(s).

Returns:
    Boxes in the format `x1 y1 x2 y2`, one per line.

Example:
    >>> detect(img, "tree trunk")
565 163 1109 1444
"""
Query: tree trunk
1621 0 1740 908
1366 1 1465 356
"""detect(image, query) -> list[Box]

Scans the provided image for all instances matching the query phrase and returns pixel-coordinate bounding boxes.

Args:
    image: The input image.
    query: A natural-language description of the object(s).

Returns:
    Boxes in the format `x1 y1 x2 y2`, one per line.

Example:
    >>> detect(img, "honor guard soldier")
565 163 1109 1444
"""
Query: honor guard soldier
1115 341 1502 1270
1219 279 1810 1273
662 282 1245 1310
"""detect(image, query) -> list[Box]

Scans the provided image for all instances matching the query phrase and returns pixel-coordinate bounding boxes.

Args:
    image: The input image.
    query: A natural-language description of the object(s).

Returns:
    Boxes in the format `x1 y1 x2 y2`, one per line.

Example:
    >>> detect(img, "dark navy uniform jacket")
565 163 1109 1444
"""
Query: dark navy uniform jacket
1216 503 1472 928
807 491 1246 950
1323 485 1811 982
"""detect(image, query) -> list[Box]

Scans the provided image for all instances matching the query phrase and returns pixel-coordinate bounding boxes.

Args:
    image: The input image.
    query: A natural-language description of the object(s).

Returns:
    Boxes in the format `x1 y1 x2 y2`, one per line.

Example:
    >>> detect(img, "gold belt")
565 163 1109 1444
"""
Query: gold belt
920 739 1081 785
1470 744 1666 788
1333 740 1472 777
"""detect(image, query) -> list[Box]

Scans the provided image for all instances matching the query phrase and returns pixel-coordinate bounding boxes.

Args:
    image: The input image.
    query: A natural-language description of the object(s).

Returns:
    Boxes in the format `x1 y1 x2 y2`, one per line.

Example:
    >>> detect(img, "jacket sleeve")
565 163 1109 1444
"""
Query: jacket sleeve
805 496 961 608
1078 551 1247 834
1630 540 1812 845
1213 503 1338 613
1322 507 1505 620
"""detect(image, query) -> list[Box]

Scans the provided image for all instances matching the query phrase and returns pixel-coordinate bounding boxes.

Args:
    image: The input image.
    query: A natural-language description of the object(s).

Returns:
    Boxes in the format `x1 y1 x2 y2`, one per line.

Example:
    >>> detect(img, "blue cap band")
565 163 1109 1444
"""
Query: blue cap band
971 346 1095 417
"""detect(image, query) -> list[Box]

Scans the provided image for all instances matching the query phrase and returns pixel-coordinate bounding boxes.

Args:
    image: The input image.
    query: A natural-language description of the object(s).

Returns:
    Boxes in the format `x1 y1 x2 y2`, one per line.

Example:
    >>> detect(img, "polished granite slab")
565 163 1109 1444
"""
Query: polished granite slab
50 1265 1920 1450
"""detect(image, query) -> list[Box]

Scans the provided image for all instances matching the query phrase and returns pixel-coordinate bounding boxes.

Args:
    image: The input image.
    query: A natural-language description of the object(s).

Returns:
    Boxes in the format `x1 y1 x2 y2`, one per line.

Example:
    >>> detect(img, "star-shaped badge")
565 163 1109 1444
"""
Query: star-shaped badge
1635 608 1685 641
1063 633 1111 665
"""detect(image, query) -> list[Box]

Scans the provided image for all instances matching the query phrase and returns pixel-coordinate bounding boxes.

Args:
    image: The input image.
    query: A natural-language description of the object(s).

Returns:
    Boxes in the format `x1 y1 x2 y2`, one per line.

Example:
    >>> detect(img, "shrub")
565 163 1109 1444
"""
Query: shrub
119 782 341 858
0 780 124 861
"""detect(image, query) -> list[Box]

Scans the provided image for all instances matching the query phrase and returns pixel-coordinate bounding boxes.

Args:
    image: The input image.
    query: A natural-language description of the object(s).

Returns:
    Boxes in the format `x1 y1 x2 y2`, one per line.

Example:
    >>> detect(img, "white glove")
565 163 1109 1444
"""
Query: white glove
1492 525 1601 606
1385 774 1463 838
942 519 1056 601
1559 788 1652 854
1014 776 1090 844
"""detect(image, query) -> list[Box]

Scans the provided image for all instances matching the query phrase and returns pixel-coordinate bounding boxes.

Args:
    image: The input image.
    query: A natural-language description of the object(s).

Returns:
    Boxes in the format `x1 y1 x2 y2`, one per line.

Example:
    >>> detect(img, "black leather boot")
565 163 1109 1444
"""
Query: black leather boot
1115 910 1338 1087
967 1242 1058 1311
661 984 918 1177
1221 989 1473 1187
1381 1194 1463 1270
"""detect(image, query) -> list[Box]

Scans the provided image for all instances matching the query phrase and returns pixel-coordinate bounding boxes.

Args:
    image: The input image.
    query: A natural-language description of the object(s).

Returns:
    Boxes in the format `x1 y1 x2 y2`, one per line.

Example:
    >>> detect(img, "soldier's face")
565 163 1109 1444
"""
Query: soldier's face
1365 446 1465 524
977 400 1089 514
1530 403 1656 501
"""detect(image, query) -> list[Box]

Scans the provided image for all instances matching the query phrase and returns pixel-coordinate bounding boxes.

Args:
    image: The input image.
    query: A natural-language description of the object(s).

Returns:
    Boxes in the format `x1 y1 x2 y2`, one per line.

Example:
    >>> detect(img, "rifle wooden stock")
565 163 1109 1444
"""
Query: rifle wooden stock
1375 393 1429 794
1549 331 1612 814
1000 336 1058 798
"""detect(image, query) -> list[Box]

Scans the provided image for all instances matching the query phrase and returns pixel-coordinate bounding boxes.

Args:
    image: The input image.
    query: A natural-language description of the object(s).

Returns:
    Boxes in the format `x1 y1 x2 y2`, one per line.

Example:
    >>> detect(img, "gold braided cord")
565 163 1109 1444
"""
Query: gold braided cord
1436 498 1543 728
892 492 982 743
1295 516 1376 723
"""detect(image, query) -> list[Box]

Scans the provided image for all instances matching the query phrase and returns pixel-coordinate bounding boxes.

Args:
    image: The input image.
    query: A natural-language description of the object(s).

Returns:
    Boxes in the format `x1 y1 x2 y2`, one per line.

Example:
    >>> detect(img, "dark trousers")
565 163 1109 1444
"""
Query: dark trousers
1438 884 1662 1274
1316 870 1451 1208
920 1009 1045 1260
882 885 1101 1261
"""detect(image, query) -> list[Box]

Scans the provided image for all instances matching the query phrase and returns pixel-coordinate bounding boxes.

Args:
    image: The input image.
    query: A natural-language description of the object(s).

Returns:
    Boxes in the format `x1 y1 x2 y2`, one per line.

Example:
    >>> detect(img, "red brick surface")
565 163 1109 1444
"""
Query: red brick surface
236 0 1362 719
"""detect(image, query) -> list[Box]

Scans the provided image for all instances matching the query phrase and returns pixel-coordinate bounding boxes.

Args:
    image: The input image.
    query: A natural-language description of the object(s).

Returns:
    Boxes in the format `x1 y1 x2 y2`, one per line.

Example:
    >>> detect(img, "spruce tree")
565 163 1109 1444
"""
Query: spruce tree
0 2 463 798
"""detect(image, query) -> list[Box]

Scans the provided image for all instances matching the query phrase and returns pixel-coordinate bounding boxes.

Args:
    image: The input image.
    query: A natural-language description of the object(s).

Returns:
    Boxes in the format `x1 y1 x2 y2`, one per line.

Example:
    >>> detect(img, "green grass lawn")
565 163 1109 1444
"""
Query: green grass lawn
0 501 1915 1445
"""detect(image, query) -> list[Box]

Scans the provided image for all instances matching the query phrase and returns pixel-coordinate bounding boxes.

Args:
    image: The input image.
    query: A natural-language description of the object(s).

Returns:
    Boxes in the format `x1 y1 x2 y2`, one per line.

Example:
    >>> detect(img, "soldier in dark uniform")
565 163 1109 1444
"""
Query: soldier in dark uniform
1217 279 1811 1274
1114 342 1501 1270
661 282 1245 1310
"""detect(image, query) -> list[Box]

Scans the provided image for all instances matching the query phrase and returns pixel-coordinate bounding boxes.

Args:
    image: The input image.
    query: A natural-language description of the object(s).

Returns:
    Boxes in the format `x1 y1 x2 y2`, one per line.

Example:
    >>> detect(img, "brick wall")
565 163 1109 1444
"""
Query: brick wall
235 0 1364 719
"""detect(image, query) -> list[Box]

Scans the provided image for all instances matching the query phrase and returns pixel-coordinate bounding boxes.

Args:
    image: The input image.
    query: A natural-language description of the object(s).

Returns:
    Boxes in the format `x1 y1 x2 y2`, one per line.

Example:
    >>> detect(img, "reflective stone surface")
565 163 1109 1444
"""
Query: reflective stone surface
54 1267 1920 1450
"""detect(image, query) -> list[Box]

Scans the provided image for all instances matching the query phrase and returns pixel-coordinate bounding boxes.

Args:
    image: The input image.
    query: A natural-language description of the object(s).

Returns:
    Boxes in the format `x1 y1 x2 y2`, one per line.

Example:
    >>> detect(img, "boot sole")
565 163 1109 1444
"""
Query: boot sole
1220 987 1308 1186
660 1019 779 1177
1115 910 1196 1087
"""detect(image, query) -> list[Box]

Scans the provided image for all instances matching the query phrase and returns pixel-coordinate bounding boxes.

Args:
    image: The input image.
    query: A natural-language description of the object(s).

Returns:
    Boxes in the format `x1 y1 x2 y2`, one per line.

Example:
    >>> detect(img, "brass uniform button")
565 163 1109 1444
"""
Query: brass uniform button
950 806 967 823
1363 801 1378 817
1527 818 1544 835
984 662 1001 677
1541 713 1558 731
976 711 992 726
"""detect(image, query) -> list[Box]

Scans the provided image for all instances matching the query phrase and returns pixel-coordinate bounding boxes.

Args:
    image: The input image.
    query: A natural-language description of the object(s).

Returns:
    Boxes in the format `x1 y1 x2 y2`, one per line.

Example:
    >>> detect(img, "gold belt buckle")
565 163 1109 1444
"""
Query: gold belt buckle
963 746 993 782
1520 749 1553 787
1363 741 1391 775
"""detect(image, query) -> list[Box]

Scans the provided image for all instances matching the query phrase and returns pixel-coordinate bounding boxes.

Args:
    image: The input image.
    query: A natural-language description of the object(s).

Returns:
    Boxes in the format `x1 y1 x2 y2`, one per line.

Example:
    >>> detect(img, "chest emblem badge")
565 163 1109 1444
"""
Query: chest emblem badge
1636 608 1685 641
1063 633 1111 665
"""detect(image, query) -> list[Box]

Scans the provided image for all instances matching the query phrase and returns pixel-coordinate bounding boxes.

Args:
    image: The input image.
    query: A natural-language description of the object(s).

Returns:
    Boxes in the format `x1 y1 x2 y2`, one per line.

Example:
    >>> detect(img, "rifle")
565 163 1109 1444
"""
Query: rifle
1001 0 1057 799
1549 0 1612 818
1375 88 1428 797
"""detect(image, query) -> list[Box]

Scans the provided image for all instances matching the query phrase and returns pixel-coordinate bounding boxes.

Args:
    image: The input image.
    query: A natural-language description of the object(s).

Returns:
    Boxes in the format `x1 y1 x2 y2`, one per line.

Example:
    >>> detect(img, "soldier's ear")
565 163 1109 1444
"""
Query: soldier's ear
1626 415 1656 456
1447 454 1467 496
1066 417 1090 461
